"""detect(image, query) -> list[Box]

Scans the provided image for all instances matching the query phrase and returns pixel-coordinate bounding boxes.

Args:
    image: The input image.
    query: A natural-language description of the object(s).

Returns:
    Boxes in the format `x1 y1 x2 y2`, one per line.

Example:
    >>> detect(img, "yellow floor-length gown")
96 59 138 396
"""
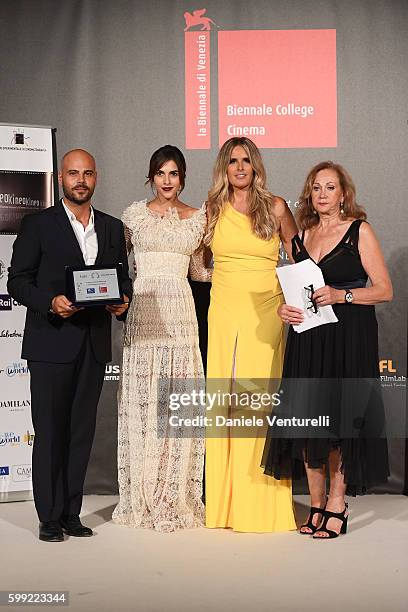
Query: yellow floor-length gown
205 202 296 532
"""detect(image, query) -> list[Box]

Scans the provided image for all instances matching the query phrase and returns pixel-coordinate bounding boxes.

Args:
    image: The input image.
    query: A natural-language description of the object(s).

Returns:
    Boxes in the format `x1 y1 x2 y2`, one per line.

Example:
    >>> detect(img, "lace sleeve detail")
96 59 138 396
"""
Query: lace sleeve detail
124 225 133 255
189 241 212 282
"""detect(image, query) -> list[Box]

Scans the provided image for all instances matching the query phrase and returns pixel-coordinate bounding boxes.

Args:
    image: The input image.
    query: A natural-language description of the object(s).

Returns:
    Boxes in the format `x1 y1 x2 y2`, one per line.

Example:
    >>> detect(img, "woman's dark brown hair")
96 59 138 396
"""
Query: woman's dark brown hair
146 145 187 192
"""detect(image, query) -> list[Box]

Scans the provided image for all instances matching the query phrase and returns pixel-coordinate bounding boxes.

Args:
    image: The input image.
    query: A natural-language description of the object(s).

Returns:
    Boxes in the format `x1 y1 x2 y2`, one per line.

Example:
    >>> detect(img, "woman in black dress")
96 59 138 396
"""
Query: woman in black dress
262 161 392 538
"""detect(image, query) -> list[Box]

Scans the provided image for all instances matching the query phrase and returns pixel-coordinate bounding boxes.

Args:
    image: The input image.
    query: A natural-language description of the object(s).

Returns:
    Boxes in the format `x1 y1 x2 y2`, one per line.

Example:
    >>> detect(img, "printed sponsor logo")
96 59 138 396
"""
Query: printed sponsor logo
379 359 397 373
184 8 217 31
104 364 120 381
184 12 337 149
6 362 29 377
0 399 31 411
23 431 35 446
0 432 20 446
11 129 30 146
380 359 406 388
0 294 12 310
1 329 23 339
0 294 23 311
99 286 108 294
0 466 10 476
87 287 96 294
0 260 6 280
12 464 32 482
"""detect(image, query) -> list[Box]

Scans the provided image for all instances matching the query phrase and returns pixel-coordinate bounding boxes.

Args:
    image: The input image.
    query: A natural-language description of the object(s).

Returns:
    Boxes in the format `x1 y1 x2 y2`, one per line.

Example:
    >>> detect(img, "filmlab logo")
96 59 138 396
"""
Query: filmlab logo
105 364 120 381
0 432 20 447
6 362 29 377
380 359 406 388
184 11 337 149
12 464 32 482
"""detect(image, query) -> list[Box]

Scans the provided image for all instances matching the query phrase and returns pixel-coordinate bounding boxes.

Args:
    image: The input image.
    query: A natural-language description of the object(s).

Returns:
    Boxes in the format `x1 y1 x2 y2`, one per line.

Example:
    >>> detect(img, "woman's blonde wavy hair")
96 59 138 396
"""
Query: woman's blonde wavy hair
297 161 367 230
204 137 278 246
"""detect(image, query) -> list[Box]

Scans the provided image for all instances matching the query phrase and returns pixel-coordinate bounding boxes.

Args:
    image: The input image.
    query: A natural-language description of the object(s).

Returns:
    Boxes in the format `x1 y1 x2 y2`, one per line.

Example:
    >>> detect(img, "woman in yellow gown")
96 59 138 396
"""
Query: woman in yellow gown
204 137 298 532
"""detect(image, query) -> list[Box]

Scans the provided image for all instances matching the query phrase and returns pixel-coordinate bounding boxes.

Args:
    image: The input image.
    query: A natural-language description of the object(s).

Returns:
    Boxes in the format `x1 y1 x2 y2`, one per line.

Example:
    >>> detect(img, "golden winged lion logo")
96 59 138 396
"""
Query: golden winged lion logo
184 8 218 31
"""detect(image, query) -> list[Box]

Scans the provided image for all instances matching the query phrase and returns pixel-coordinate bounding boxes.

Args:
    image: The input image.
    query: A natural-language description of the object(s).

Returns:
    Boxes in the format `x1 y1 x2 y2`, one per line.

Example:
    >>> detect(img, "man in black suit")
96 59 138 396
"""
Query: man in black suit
7 149 132 542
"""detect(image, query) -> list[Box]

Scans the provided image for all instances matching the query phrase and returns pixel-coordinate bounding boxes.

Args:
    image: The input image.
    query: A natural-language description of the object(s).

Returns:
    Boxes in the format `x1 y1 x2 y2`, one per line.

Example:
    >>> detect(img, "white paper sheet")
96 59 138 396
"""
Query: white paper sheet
277 259 338 333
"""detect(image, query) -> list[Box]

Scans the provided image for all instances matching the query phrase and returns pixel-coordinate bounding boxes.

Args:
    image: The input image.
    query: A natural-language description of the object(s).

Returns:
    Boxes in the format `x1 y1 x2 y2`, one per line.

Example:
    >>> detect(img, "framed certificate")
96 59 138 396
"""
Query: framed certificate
65 264 124 307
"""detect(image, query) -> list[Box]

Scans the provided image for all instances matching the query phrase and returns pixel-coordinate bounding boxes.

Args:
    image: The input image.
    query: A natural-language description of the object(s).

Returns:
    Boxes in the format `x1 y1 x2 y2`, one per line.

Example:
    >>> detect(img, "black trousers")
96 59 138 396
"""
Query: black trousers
28 333 105 522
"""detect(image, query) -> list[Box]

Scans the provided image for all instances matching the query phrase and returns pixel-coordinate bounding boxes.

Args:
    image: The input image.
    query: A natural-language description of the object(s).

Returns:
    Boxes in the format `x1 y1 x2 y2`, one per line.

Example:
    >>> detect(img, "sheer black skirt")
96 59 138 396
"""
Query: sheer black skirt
262 304 389 496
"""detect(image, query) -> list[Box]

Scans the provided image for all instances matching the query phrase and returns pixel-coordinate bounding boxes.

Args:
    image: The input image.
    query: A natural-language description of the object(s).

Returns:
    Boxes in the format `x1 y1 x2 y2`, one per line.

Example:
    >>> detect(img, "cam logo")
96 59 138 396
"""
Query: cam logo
379 360 397 373
0 466 10 476
12 464 32 482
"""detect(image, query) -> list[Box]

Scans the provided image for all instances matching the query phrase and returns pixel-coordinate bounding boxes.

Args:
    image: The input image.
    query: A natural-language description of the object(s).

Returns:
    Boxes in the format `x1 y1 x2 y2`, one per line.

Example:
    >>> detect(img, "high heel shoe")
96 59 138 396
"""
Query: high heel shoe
299 499 327 535
313 503 348 539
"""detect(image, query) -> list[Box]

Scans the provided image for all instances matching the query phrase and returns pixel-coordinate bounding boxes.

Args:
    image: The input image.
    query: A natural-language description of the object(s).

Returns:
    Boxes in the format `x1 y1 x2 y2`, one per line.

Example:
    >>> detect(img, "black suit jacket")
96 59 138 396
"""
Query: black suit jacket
7 200 132 364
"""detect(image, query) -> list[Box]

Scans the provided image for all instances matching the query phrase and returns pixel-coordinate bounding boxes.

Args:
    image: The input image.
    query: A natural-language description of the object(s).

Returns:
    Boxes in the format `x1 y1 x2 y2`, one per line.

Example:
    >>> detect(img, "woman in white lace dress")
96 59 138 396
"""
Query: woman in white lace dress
112 146 206 531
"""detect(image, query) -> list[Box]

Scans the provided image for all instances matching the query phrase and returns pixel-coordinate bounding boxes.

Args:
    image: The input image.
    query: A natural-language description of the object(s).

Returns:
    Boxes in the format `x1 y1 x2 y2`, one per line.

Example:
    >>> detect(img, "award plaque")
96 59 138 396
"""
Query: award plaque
65 264 124 307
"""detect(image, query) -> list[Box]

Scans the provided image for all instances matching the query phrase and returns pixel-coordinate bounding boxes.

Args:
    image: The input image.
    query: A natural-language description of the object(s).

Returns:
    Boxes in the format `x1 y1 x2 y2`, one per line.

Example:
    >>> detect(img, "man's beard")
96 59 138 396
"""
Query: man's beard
63 184 94 205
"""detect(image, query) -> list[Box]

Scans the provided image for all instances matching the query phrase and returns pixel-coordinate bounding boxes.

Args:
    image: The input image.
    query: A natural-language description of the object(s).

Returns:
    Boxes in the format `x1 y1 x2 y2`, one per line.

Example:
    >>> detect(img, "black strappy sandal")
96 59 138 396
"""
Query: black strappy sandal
299 500 327 535
313 503 349 539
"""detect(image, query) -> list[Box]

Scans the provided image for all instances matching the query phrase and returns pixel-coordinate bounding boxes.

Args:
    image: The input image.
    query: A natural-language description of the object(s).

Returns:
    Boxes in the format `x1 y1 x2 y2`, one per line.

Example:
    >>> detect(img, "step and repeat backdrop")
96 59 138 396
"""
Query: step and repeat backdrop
0 0 406 495
0 124 54 497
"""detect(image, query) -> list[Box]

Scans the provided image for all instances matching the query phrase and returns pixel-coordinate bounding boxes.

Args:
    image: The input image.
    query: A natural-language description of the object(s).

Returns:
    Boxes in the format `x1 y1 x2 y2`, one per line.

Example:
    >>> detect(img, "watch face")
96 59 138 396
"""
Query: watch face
346 291 353 303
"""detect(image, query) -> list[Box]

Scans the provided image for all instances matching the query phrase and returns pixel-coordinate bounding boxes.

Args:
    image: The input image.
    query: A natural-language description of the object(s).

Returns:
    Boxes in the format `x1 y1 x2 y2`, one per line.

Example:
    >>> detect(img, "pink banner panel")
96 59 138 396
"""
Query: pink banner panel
218 30 337 148
185 32 211 149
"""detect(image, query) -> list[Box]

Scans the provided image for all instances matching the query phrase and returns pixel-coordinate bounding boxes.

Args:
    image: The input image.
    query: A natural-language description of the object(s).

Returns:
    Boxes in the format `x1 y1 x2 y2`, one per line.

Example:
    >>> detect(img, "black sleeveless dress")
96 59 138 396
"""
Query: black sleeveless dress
262 219 389 495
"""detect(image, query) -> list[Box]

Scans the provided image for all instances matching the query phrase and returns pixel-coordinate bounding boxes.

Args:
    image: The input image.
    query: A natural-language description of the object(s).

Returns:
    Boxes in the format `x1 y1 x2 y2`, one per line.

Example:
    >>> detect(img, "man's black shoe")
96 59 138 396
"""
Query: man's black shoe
60 515 93 537
39 521 64 542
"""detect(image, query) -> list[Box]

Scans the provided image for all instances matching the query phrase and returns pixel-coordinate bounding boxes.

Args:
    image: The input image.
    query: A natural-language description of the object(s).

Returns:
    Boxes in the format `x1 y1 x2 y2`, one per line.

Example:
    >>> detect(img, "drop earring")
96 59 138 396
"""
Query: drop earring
340 200 344 214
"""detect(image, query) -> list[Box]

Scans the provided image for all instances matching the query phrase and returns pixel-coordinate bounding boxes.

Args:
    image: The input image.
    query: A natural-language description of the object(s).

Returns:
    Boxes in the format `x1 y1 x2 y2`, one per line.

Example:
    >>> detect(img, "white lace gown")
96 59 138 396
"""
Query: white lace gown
112 200 206 531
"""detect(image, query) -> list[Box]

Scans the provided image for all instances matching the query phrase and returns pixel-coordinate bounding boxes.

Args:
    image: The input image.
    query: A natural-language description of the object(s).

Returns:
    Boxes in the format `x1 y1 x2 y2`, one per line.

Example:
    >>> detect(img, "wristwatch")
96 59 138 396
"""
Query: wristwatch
344 290 353 304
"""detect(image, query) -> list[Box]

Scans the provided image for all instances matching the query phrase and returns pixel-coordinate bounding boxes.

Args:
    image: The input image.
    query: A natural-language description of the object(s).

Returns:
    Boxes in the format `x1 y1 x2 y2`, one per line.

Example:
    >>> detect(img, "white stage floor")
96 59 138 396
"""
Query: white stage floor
1 494 407 612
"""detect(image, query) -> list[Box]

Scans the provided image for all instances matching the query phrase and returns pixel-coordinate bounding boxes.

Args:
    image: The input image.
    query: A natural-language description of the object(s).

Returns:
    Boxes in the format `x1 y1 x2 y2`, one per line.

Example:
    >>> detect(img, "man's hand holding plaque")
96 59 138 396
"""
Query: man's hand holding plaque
106 294 129 316
51 294 84 318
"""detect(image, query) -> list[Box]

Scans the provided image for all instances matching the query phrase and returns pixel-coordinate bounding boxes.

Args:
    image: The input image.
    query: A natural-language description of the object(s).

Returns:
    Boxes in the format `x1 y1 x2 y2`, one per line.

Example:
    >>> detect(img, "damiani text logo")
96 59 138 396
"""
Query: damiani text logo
0 399 31 410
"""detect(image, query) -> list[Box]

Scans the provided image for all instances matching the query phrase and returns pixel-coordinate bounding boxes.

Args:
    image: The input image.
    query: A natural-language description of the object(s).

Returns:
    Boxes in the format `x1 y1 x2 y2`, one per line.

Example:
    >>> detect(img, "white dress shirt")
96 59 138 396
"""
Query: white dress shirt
62 200 98 265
